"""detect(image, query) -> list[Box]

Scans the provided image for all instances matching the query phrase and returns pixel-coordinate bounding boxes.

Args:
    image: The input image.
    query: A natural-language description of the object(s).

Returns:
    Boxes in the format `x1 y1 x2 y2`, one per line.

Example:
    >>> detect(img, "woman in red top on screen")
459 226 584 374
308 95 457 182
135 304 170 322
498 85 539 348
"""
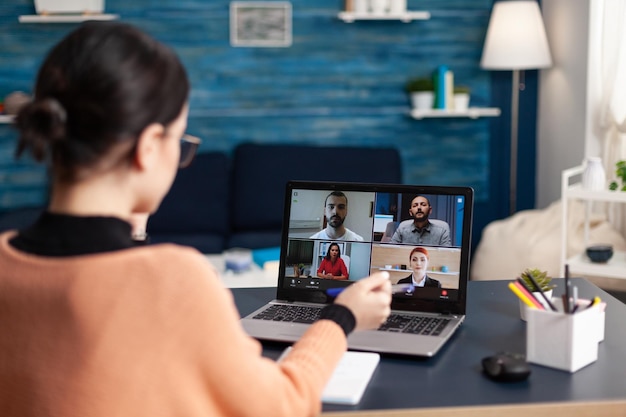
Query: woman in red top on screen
317 242 349 280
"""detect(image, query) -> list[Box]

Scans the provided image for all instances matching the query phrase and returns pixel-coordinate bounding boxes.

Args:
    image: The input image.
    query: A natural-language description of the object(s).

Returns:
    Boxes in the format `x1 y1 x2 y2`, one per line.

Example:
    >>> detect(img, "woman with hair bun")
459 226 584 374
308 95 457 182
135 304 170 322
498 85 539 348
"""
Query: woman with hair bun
0 21 391 417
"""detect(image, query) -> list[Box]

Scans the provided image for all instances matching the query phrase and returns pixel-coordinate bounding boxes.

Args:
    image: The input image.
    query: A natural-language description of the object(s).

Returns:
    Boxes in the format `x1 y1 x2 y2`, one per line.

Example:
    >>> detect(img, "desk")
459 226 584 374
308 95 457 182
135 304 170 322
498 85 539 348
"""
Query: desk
231 278 626 416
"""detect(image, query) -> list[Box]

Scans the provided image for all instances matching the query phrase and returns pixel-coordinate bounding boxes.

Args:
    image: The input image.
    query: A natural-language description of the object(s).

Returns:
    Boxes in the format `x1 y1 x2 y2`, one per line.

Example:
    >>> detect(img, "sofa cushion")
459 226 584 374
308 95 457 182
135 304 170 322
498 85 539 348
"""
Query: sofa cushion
229 143 402 249
148 152 230 253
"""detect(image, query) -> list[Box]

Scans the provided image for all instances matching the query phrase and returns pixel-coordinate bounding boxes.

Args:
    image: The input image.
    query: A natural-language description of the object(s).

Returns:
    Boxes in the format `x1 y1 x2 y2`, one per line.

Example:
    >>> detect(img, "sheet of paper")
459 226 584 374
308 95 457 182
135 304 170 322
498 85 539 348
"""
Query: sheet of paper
279 347 380 405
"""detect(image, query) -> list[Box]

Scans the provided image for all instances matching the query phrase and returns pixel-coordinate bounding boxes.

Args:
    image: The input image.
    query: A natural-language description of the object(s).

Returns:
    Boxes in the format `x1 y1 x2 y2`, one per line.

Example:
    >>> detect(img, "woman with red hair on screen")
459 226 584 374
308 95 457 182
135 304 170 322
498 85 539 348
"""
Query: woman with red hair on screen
397 247 442 288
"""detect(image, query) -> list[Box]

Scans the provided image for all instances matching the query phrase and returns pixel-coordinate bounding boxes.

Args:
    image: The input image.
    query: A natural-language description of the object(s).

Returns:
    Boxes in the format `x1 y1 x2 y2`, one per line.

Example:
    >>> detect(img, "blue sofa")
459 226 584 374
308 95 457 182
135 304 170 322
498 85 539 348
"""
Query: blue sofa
0 143 402 253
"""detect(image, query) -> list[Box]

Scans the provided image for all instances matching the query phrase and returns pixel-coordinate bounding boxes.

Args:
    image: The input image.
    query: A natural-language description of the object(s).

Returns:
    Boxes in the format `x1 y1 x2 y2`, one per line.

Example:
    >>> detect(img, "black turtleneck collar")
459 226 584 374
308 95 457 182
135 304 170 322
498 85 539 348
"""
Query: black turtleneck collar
9 211 135 256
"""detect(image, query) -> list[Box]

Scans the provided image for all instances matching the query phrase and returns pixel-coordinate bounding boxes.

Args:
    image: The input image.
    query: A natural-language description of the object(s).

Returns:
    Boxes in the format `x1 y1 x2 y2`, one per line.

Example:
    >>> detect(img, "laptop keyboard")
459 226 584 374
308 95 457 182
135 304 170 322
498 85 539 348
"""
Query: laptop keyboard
253 304 322 324
253 305 450 336
378 314 450 336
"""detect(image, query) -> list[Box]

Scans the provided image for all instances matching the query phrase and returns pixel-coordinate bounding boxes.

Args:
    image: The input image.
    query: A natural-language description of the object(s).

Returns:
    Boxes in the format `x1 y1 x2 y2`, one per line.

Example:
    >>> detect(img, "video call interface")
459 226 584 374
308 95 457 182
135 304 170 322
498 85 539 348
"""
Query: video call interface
282 188 467 302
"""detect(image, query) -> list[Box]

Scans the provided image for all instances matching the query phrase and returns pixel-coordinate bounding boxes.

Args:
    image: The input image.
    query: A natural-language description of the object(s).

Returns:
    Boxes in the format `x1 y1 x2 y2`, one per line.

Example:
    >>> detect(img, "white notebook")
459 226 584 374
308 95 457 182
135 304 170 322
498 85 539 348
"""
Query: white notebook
279 347 380 405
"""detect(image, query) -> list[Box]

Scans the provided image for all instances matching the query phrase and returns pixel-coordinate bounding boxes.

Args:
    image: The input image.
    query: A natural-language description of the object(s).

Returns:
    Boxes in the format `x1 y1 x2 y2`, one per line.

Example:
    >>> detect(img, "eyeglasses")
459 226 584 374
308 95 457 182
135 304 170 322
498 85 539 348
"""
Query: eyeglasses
179 134 201 169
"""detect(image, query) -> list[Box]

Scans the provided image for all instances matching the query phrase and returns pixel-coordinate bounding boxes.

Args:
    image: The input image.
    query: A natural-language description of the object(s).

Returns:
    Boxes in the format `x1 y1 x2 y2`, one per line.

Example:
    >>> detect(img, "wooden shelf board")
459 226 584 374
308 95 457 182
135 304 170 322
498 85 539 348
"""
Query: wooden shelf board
410 107 501 119
19 13 119 23
0 115 15 124
338 11 430 23
565 183 626 203
567 251 626 280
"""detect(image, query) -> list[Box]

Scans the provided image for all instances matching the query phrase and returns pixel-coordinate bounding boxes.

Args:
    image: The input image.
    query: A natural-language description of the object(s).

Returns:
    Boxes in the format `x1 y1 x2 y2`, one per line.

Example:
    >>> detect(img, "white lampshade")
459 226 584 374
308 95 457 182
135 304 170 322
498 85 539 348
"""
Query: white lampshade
480 0 552 70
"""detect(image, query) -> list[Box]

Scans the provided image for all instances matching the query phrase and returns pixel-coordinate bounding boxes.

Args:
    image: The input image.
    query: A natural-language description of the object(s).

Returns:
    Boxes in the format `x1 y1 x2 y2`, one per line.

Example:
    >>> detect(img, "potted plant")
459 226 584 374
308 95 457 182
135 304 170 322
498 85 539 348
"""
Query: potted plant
520 268 556 292
608 160 626 191
518 268 555 321
453 85 471 111
405 77 434 110
34 0 104 15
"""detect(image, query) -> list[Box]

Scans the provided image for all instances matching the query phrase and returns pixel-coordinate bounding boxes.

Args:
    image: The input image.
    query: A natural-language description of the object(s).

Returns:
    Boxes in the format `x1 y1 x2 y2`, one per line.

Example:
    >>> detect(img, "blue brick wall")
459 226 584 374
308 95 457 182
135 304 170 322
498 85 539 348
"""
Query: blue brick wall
0 0 534 247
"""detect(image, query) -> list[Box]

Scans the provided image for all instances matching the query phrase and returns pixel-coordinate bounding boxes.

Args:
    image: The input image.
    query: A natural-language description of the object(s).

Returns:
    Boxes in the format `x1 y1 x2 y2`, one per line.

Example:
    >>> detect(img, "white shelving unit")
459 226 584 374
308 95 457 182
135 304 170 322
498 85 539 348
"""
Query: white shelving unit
561 165 626 279
18 13 118 23
410 107 501 120
338 11 430 23
0 115 15 124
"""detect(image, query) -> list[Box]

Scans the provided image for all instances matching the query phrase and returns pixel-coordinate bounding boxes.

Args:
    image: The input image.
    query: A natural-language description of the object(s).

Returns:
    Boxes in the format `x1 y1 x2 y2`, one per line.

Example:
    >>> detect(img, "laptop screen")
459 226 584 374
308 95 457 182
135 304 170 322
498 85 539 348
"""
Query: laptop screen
276 181 474 315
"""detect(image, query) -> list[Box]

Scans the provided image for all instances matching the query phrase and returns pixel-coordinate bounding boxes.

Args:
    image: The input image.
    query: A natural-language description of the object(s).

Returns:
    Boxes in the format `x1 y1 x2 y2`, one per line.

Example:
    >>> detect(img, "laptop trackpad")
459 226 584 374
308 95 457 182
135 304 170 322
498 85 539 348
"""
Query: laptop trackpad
241 319 308 343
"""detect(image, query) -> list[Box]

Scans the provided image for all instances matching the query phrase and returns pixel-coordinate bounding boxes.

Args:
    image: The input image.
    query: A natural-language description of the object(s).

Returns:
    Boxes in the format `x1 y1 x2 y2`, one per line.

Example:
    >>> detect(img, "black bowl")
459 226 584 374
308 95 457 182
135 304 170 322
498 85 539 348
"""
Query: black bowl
586 245 614 263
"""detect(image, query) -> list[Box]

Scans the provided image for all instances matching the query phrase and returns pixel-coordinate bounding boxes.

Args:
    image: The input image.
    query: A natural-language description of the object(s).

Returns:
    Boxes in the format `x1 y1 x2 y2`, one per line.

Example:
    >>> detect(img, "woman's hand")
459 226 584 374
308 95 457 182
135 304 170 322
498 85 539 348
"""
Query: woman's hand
335 272 391 331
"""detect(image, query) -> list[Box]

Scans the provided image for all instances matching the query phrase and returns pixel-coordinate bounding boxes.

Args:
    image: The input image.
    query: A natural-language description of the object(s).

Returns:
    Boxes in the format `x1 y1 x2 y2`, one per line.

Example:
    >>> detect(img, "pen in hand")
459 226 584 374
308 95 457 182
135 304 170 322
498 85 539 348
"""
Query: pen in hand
327 283 414 297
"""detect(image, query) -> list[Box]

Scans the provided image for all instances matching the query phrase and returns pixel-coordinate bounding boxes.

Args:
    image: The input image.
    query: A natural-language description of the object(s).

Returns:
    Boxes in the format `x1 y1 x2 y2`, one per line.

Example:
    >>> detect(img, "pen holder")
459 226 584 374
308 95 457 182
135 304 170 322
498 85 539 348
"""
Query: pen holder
519 289 552 321
526 298 605 373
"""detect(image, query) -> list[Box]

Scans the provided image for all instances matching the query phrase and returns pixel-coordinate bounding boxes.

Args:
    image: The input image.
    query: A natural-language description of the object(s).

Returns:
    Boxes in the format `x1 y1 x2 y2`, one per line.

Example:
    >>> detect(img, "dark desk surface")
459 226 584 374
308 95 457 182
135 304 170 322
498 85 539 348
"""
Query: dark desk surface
232 278 626 416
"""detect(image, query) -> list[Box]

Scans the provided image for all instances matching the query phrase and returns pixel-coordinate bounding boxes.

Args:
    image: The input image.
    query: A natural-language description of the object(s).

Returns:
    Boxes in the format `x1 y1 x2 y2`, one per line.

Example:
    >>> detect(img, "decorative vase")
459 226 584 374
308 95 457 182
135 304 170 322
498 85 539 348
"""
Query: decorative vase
369 0 388 15
353 0 368 13
453 93 470 111
388 0 406 14
410 91 434 110
582 157 606 191
520 289 553 321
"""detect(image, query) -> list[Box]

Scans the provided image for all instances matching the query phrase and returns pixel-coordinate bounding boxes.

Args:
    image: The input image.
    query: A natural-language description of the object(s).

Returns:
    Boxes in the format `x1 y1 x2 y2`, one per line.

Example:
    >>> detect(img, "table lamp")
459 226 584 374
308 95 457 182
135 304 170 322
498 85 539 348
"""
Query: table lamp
480 0 552 215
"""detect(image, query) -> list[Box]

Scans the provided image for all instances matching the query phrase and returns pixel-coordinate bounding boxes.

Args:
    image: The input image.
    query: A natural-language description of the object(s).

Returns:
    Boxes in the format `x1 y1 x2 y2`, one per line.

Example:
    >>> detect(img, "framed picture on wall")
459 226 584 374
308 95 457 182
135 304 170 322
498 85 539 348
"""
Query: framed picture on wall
230 1 292 47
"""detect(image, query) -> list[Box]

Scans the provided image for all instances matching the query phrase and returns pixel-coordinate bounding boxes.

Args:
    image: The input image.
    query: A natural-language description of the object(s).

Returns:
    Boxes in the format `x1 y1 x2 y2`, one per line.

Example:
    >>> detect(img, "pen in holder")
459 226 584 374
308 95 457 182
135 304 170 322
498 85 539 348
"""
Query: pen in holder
526 298 606 373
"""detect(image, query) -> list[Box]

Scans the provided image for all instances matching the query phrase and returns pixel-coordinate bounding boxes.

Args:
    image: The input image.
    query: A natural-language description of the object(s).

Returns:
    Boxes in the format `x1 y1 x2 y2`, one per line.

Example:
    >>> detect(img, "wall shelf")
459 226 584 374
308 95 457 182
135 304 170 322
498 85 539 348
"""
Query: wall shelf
409 107 501 119
338 11 430 23
18 14 119 23
0 115 15 124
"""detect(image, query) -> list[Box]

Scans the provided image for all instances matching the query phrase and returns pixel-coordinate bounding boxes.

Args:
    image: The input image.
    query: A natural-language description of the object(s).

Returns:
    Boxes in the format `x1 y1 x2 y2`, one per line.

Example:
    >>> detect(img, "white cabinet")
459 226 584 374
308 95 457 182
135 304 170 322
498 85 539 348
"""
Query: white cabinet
560 165 626 279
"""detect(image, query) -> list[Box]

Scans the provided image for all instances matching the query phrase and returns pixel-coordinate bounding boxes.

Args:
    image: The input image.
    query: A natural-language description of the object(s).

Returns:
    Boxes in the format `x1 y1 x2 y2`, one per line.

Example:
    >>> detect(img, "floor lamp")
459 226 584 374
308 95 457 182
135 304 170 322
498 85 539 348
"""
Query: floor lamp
480 0 552 215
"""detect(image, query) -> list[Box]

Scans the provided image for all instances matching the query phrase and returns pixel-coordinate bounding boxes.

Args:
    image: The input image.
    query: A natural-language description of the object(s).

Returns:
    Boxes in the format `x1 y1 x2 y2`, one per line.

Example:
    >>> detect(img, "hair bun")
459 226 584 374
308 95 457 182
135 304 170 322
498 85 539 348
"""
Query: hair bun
15 97 67 161
18 97 67 141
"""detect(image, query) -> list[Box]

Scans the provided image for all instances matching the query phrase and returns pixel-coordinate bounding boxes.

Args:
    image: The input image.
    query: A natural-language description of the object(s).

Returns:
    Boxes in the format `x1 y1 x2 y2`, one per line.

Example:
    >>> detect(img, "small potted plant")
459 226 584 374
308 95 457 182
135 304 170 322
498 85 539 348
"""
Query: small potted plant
608 160 626 191
520 268 556 293
34 0 104 14
453 85 471 111
518 268 555 321
405 77 434 110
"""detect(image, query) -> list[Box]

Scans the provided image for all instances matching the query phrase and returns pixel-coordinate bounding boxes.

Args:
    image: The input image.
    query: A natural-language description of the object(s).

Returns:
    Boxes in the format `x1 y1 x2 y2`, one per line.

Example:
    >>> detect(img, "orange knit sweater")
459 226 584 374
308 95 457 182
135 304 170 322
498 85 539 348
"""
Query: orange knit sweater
0 232 347 417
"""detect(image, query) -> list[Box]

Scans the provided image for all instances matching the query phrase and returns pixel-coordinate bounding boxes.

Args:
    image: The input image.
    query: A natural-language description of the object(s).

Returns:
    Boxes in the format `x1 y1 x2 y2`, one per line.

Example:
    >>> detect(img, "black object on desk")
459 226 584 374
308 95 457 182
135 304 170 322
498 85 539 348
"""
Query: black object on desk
232 279 626 414
481 352 531 382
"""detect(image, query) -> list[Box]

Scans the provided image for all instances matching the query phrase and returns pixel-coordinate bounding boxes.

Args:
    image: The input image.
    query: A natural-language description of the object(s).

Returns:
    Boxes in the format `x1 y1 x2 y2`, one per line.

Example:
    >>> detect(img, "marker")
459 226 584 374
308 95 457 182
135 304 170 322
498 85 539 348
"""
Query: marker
508 282 541 309
326 283 415 297
523 272 558 312
515 278 547 309
585 296 602 310
509 281 544 310
564 264 571 314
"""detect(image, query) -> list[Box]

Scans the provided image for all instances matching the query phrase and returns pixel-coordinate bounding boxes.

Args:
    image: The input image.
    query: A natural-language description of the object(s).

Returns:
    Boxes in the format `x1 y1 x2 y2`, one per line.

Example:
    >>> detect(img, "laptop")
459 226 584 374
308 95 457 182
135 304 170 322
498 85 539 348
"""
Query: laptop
241 181 474 357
